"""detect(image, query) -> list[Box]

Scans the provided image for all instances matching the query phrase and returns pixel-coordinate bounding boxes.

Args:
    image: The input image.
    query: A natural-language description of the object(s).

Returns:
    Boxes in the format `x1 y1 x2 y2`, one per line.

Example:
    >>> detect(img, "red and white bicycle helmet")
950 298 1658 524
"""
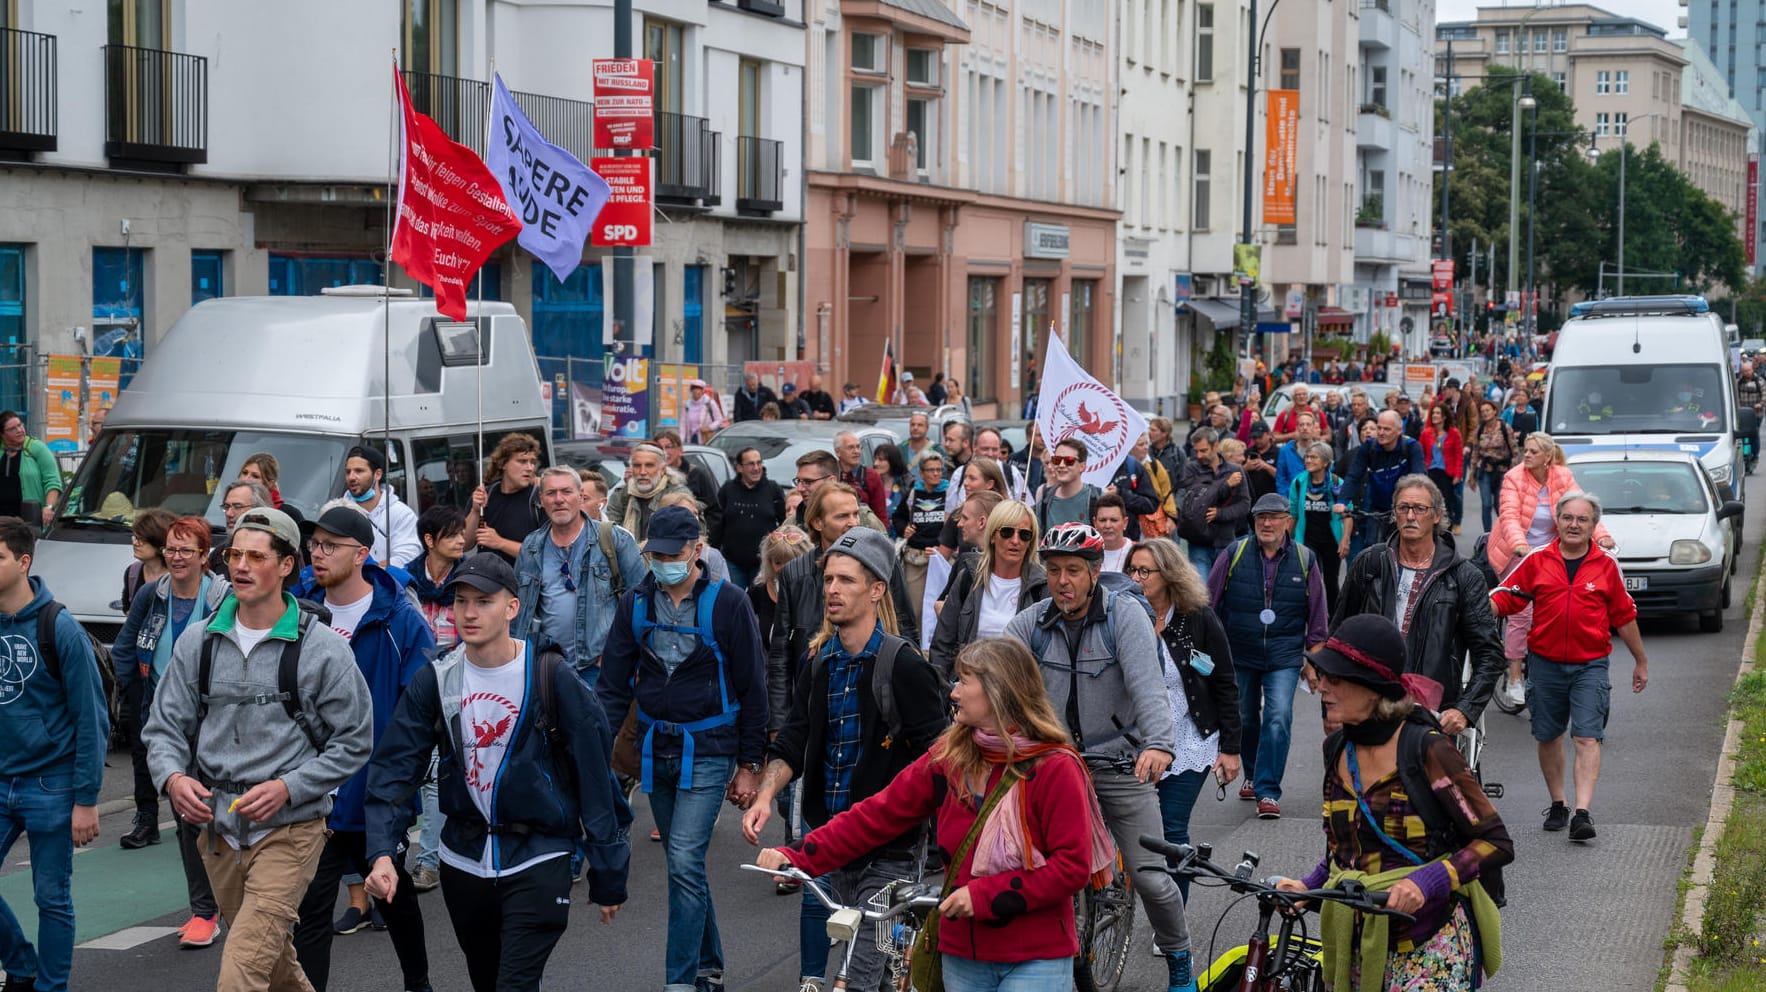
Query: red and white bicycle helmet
1039 522 1105 562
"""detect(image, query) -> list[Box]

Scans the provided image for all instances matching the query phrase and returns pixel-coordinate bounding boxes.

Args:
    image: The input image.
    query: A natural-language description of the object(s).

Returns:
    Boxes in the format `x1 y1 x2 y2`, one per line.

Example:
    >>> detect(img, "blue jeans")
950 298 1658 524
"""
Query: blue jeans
0 774 77 992
727 563 756 591
1186 542 1222 581
799 853 915 985
648 753 735 992
1236 666 1302 803
941 954 1075 991
1156 769 1210 901
417 751 442 871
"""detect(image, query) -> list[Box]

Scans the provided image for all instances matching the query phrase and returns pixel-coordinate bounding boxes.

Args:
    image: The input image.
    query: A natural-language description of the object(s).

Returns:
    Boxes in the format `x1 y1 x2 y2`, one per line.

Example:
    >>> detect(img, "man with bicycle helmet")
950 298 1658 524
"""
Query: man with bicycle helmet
1002 523 1199 992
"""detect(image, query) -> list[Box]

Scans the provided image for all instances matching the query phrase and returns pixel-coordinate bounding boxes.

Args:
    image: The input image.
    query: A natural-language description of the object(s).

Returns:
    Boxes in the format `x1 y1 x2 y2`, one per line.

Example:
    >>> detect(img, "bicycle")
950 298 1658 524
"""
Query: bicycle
1075 750 1141 992
1136 836 1414 992
742 862 942 992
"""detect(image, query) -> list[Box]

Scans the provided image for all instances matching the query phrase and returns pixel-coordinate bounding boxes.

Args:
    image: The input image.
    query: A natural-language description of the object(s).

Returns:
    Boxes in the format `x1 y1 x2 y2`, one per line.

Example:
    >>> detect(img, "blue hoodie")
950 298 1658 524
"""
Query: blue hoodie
322 563 436 832
0 577 109 805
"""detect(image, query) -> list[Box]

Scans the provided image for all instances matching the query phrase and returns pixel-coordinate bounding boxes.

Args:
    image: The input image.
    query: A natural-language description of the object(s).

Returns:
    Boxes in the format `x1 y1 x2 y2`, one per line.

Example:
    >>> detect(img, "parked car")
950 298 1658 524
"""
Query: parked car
707 420 897 485
1565 448 1742 632
554 438 732 493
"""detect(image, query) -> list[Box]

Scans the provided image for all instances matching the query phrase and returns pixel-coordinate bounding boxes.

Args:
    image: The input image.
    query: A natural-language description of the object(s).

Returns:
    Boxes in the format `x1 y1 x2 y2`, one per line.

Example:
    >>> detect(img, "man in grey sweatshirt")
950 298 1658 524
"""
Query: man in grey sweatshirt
144 508 372 992
1003 522 1198 992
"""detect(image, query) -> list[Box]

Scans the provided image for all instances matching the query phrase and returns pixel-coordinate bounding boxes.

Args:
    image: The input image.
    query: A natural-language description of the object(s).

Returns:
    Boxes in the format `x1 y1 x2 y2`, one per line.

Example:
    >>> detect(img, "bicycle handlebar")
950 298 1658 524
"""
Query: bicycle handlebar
741 863 942 921
1137 835 1415 923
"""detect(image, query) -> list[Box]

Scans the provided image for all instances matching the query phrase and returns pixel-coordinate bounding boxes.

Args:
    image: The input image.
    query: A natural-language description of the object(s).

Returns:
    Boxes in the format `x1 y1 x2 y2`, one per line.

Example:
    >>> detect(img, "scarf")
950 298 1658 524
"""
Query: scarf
968 728 1116 889
1319 862 1502 992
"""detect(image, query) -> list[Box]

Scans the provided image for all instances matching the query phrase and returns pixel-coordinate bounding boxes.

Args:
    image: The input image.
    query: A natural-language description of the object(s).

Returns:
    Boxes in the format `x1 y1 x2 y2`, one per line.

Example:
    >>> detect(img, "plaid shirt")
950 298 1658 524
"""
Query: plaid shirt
821 623 883 813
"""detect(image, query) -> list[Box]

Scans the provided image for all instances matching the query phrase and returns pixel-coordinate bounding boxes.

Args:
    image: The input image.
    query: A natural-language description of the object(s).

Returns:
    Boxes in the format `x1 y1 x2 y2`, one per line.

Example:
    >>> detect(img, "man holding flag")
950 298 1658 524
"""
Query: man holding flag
1031 332 1150 515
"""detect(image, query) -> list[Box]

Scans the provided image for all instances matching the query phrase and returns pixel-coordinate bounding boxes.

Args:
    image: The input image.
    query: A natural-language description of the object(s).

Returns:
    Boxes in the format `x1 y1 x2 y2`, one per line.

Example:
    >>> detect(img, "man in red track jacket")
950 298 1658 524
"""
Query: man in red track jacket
1490 490 1649 844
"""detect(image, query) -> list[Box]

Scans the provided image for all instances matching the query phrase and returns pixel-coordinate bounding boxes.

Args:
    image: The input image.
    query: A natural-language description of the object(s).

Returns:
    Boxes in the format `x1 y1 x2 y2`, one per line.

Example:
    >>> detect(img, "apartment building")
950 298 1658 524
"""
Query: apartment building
1688 0 1766 270
801 0 1118 419
0 0 804 434
1351 0 1436 354
1677 40 1758 267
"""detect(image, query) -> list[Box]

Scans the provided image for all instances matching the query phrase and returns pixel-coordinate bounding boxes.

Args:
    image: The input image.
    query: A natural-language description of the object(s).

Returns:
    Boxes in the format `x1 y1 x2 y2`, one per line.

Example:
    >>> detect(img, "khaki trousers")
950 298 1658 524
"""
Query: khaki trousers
201 818 328 992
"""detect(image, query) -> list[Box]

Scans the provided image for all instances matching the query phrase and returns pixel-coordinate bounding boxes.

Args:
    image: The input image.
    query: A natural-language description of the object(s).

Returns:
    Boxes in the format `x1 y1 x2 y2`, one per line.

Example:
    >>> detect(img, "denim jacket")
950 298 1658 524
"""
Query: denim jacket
511 516 645 673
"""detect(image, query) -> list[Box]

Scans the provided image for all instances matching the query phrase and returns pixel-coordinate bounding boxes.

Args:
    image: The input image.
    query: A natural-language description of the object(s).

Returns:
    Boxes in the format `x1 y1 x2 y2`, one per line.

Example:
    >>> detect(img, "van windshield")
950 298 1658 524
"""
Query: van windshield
57 429 348 531
1546 364 1728 434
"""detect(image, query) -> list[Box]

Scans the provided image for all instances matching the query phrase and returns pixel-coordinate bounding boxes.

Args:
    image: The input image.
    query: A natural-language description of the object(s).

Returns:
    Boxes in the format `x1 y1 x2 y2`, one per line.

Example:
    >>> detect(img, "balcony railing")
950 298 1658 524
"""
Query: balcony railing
402 70 489 156
104 43 206 165
737 136 783 213
1 28 57 153
655 111 716 204
511 88 595 163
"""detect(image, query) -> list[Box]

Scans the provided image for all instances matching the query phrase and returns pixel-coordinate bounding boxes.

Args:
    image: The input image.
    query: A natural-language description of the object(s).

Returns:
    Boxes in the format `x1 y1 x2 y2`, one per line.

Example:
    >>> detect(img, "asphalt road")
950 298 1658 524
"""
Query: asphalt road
4 482 1756 991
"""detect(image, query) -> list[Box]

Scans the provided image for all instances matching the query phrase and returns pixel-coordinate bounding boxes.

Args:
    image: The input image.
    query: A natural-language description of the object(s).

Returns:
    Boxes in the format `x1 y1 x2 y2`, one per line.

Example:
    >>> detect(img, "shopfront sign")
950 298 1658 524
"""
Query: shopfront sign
1024 222 1070 259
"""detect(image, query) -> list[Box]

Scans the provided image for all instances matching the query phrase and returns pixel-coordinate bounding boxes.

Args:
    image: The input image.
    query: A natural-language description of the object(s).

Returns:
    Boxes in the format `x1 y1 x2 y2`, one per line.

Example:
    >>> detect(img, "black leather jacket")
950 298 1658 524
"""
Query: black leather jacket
766 546 920 732
928 560 1048 679
1332 535 1505 723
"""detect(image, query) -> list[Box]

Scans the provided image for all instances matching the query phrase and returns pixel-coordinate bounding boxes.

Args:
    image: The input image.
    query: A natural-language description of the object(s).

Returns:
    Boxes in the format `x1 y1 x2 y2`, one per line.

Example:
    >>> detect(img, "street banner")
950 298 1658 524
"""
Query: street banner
1233 244 1261 285
602 354 650 438
390 65 520 320
1749 156 1758 267
1431 258 1454 290
1263 90 1299 225
655 363 700 428
590 157 653 247
593 59 655 150
487 74 611 283
1035 332 1148 486
43 356 81 452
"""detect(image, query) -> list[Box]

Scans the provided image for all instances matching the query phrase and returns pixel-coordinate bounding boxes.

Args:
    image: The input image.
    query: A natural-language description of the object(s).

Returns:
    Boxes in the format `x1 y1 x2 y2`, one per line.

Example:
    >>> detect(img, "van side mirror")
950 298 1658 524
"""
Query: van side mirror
1718 500 1746 522
1739 408 1760 436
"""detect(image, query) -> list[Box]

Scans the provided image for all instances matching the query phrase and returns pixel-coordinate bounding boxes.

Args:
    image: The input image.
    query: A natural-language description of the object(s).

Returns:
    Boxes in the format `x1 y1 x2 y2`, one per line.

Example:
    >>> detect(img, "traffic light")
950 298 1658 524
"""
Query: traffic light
722 266 737 298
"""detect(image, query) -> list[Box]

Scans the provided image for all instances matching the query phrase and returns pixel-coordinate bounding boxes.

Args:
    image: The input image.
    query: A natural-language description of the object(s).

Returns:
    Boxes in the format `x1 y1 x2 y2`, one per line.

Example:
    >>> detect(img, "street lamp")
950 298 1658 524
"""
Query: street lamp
1507 80 1536 310
1588 110 1665 297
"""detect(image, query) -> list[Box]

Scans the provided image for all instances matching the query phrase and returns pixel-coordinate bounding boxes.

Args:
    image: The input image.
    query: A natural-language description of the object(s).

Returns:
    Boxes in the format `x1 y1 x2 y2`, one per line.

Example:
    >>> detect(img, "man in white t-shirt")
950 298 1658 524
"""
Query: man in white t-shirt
364 553 631 991
1093 494 1133 574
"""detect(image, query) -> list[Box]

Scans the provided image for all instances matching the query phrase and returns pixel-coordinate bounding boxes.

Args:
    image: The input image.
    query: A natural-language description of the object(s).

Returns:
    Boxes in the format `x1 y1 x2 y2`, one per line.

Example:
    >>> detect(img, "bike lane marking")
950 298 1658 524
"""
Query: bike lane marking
0 830 191 947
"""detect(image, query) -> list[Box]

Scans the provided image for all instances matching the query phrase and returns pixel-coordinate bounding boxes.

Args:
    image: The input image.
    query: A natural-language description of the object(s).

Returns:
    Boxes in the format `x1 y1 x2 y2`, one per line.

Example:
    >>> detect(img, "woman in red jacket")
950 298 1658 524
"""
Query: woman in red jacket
757 637 1114 992
1419 403 1464 534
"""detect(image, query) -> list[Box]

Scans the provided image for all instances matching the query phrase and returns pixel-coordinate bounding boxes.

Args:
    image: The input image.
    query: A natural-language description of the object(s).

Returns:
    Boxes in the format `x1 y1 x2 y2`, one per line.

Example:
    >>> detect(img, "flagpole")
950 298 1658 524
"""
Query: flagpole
476 61 492 484
384 54 397 487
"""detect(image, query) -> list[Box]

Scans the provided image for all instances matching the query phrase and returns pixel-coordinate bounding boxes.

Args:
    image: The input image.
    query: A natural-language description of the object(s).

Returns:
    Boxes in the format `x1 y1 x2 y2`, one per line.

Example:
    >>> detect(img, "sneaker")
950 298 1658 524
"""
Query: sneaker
797 980 823 992
1502 681 1527 709
368 906 388 930
1569 809 1597 842
1166 949 1199 992
650 827 663 842
410 865 440 893
1238 782 1256 801
333 906 369 935
120 810 161 850
1542 801 1570 832
694 976 725 992
1257 798 1281 819
178 915 220 949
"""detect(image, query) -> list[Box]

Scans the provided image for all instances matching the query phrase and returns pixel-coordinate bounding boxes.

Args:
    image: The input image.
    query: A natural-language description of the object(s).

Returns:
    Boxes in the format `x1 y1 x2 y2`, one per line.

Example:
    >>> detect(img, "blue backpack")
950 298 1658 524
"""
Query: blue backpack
629 579 736 794
1027 570 1157 663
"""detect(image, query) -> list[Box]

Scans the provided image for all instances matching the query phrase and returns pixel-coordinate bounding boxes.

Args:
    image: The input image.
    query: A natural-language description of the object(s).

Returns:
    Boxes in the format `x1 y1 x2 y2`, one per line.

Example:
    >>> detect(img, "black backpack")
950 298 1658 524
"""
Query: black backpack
1325 712 1506 907
195 602 330 756
38 601 120 744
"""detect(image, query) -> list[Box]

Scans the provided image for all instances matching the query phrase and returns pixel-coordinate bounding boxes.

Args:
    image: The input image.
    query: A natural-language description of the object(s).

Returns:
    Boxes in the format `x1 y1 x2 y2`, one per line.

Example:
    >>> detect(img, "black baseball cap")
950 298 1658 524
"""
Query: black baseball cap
346 444 387 474
313 506 375 549
447 552 518 596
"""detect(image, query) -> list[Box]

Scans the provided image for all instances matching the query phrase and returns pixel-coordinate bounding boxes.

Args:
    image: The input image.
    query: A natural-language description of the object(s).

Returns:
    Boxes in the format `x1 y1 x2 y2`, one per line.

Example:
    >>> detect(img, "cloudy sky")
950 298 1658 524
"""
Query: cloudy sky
1437 0 1686 37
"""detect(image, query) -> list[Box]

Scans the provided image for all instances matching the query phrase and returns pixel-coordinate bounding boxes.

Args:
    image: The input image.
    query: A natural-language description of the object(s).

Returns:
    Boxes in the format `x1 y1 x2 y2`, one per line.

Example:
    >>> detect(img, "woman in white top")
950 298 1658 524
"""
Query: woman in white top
1128 537 1241 900
928 500 1048 681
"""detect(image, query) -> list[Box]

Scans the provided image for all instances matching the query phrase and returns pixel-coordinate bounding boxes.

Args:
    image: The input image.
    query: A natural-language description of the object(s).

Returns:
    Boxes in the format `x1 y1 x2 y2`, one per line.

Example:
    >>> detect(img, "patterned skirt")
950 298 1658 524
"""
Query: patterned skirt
1346 901 1477 992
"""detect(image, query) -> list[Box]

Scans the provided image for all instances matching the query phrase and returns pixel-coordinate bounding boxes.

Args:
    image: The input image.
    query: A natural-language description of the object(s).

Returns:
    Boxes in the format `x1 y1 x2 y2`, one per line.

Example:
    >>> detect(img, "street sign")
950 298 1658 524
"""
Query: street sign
590 157 653 246
593 59 656 150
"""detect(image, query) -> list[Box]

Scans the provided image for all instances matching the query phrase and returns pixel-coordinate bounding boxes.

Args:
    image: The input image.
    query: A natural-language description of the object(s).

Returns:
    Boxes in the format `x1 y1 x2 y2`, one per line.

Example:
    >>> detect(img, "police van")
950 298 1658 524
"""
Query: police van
1543 295 1753 544
36 289 553 640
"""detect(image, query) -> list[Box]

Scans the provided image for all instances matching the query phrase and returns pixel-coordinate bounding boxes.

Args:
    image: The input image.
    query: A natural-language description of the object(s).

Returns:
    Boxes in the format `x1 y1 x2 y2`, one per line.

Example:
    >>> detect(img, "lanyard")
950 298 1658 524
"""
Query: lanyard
1346 743 1426 867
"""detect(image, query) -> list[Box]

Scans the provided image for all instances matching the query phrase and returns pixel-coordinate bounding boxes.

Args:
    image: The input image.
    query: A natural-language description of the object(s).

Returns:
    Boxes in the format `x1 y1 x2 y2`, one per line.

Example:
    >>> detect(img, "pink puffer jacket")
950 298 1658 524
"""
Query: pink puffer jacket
1489 462 1614 575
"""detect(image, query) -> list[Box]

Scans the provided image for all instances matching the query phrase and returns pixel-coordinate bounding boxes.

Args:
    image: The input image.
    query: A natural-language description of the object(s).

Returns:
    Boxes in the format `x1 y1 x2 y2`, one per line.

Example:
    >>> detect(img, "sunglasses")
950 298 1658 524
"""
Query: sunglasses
996 527 1035 543
1049 455 1080 467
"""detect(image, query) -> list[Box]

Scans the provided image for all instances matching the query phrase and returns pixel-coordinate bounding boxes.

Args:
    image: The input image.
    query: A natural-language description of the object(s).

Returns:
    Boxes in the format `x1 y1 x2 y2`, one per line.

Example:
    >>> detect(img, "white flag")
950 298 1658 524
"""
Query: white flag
486 74 611 282
1035 334 1149 487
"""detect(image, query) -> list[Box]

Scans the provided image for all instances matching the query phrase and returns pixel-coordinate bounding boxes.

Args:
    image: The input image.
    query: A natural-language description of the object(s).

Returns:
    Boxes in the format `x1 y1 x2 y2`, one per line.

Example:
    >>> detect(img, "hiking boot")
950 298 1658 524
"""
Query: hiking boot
1542 801 1570 832
1569 809 1597 842
120 811 161 850
177 915 220 949
410 865 440 893
1257 798 1281 819
333 906 370 934
1166 950 1199 992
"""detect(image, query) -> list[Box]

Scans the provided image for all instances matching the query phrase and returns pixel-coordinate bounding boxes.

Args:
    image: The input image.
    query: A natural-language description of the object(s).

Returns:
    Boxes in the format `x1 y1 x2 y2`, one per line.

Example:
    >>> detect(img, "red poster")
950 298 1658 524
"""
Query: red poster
389 67 520 319
1431 258 1454 291
590 157 653 247
1748 157 1758 267
593 59 656 150
1431 291 1453 319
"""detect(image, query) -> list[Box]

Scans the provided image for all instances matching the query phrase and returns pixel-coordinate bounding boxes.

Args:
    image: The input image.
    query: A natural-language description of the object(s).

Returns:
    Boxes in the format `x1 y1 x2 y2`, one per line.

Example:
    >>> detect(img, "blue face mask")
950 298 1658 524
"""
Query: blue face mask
348 484 376 503
651 559 692 586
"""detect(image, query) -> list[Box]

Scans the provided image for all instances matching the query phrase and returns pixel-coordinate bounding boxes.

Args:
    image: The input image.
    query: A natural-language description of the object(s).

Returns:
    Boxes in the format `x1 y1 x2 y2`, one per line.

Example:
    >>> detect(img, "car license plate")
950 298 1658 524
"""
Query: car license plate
1624 576 1648 592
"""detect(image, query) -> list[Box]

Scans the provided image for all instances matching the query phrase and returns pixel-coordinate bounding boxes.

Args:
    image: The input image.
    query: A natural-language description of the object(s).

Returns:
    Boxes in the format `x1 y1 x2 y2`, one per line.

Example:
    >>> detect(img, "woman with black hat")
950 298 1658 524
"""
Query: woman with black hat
1278 614 1511 992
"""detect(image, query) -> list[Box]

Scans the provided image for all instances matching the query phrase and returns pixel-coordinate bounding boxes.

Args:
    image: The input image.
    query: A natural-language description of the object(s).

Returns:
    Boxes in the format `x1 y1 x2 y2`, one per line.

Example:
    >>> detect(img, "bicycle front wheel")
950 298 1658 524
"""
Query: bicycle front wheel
1073 872 1137 992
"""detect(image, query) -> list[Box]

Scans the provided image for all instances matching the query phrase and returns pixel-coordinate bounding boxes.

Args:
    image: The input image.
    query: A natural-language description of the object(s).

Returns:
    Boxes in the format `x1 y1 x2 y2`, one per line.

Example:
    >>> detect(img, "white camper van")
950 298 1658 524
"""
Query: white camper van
37 290 553 640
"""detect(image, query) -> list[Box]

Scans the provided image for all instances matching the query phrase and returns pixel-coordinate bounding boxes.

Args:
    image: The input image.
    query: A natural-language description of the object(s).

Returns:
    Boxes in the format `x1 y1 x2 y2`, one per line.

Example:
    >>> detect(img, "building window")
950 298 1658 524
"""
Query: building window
851 32 885 73
1193 149 1211 229
0 245 27 418
966 276 997 402
906 48 938 86
1552 29 1567 52
192 251 224 305
1615 70 1629 94
1532 29 1547 53
906 97 931 172
1615 111 1629 136
1196 4 1214 82
1279 49 1300 90
1553 72 1566 90
93 246 146 359
1021 278 1050 395
267 254 383 295
401 0 459 75
1495 31 1509 55
851 85 879 166
643 18 686 113
1369 65 1387 108
1595 112 1610 137
1596 70 1610 95
1068 280 1095 364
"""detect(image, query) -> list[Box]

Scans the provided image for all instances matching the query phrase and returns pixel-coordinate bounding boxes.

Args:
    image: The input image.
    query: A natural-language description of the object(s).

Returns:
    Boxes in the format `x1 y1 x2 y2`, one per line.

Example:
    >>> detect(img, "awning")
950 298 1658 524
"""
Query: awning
1316 306 1356 326
1184 297 1279 331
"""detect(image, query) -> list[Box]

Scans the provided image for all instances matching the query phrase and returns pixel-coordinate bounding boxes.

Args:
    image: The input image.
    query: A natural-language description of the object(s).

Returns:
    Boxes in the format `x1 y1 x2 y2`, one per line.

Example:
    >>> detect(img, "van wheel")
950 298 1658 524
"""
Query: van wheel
1700 609 1725 633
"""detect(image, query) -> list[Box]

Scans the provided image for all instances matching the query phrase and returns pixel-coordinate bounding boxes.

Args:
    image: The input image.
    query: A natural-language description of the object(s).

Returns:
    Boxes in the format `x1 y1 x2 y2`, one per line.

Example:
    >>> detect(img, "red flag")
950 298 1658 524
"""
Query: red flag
875 339 897 404
389 66 520 319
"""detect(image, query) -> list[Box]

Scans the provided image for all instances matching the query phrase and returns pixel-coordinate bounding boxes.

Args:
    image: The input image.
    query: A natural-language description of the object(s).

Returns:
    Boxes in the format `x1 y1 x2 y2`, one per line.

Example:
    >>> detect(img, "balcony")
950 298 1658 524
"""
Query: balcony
1355 194 1385 228
402 70 489 156
1 28 57 154
104 43 206 166
1359 0 1398 50
1356 105 1394 150
737 136 783 214
655 111 717 204
510 89 595 163
1354 224 1417 264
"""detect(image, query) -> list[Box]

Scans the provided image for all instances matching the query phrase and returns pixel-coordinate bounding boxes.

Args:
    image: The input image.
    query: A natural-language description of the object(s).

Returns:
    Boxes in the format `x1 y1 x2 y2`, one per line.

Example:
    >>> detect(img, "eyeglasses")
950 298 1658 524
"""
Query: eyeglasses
1392 504 1435 517
997 527 1035 543
307 538 362 557
221 502 254 513
1127 566 1158 580
1049 455 1080 467
222 548 277 567
163 547 202 560
794 474 830 489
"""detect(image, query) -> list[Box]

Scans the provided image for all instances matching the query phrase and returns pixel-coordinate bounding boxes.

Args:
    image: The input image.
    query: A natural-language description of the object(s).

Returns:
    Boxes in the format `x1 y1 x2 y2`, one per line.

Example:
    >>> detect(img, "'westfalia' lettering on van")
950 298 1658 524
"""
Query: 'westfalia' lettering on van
294 413 343 422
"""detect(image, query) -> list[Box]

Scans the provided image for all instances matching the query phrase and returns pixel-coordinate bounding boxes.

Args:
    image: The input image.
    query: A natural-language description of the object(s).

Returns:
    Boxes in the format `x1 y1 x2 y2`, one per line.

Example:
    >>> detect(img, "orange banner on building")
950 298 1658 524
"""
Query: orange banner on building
1263 89 1300 226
